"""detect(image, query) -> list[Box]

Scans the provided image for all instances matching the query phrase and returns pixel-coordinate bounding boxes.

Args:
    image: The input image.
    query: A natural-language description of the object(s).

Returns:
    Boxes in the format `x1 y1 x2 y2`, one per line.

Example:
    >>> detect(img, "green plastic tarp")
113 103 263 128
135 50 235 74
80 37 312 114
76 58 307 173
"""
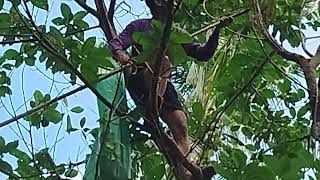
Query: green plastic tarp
84 72 131 180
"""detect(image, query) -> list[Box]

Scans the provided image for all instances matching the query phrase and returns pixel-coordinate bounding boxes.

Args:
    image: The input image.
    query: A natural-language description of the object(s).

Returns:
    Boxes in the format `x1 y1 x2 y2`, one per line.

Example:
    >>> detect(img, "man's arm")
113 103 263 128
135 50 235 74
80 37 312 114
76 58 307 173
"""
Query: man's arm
109 19 152 64
182 17 233 62
182 28 220 62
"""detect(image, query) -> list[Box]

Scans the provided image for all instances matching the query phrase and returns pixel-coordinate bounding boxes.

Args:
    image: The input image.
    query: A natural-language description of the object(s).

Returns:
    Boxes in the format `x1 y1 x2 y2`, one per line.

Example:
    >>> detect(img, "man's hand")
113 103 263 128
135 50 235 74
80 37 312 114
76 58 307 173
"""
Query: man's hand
216 16 233 29
114 51 130 65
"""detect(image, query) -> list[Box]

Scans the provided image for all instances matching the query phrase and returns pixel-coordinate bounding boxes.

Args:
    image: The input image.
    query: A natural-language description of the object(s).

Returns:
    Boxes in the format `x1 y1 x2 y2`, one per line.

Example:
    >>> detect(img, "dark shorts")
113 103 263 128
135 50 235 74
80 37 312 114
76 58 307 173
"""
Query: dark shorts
126 65 183 114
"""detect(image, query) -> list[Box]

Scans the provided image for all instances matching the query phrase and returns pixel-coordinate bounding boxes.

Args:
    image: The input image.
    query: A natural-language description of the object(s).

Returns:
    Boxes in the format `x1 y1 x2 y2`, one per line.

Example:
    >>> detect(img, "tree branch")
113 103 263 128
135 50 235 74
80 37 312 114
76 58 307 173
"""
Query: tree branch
0 38 37 45
74 0 99 17
310 45 320 69
94 0 116 40
191 8 250 37
253 0 320 140
0 64 132 128
108 0 116 29
143 0 203 179
19 1 126 118
253 0 307 64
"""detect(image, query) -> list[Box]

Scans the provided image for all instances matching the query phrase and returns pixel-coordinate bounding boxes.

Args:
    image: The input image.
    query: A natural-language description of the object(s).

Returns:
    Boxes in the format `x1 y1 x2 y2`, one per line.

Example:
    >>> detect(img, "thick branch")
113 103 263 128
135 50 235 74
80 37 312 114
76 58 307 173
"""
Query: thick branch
108 0 116 29
310 45 320 69
0 65 131 128
94 0 116 40
74 0 99 17
144 0 204 179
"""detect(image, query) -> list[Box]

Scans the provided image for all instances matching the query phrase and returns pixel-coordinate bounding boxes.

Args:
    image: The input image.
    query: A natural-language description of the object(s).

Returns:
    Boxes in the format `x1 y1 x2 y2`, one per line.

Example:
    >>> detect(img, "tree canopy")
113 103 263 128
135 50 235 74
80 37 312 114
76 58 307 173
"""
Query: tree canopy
0 0 320 179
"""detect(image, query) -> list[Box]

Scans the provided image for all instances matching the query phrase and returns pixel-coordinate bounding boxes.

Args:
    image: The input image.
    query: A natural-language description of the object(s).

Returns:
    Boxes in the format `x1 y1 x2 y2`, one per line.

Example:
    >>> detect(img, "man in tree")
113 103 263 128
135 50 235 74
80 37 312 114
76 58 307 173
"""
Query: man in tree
109 0 232 179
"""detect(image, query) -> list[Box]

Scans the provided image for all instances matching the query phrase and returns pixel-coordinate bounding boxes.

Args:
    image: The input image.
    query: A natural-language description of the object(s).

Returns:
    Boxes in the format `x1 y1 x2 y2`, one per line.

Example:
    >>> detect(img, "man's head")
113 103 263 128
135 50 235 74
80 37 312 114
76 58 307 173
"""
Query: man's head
145 0 179 23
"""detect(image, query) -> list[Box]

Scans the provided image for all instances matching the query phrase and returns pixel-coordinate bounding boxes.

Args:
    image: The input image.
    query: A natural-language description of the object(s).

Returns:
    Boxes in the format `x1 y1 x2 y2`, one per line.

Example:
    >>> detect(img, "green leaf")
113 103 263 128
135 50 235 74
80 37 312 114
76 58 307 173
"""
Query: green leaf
35 148 55 170
0 137 5 146
263 89 275 98
52 17 64 26
74 19 89 29
80 62 98 83
80 117 86 128
192 102 205 120
170 29 192 44
275 110 284 117
10 149 32 163
133 32 156 46
297 105 309 118
82 37 96 53
0 13 11 27
61 3 73 20
2 64 13 70
245 144 256 151
151 19 163 33
41 119 50 127
11 0 21 6
44 110 62 124
0 160 13 174
49 26 63 40
0 137 6 154
65 169 78 178
15 56 23 67
241 126 253 138
167 43 189 64
243 163 274 179
0 86 12 97
87 47 114 68
0 71 9 85
4 49 19 59
0 0 4 10
231 125 240 132
6 141 19 152
71 106 84 113
31 0 48 10
75 31 84 41
289 107 296 118
74 11 88 20
43 94 51 102
231 149 247 169
66 115 77 134
34 90 43 102
297 89 305 99
55 164 65 174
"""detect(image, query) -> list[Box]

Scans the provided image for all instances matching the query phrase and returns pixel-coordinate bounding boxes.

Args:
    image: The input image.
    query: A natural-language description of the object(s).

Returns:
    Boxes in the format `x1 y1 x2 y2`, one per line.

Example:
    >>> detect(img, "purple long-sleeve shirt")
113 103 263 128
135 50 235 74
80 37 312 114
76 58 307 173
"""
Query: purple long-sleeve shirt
109 18 220 61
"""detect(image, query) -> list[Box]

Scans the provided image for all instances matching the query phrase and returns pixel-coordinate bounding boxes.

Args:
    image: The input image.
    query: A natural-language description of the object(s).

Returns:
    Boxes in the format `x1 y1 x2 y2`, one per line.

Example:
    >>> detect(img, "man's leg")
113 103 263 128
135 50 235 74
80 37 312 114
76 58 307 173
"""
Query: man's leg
161 108 193 180
162 109 190 155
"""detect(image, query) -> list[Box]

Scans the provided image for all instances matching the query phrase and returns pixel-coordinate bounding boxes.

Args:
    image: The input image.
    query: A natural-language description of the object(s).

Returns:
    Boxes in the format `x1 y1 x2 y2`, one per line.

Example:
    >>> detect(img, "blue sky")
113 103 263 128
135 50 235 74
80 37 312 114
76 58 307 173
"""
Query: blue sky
0 0 319 179
0 0 149 179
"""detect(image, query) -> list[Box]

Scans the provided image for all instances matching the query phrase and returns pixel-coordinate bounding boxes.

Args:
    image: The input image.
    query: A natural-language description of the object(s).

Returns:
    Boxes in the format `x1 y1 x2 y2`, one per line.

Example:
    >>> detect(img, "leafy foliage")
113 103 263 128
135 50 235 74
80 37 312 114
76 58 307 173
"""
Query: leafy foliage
0 0 319 179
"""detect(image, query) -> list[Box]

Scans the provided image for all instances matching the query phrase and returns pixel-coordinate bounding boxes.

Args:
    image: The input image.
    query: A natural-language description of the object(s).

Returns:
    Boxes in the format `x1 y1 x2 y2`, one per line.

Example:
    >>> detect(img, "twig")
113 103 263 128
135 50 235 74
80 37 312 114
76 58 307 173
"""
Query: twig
74 0 99 17
0 38 37 44
64 25 100 37
191 9 250 37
